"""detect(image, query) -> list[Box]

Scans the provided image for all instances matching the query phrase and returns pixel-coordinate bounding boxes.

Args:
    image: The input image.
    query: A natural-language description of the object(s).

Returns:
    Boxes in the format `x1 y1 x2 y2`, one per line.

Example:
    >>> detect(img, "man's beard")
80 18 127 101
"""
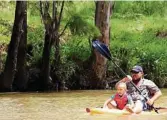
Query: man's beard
132 78 141 85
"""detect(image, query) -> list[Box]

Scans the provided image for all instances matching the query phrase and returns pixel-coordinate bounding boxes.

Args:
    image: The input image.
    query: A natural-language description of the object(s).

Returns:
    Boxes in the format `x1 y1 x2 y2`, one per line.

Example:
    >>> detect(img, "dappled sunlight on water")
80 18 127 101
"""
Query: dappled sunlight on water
0 89 166 120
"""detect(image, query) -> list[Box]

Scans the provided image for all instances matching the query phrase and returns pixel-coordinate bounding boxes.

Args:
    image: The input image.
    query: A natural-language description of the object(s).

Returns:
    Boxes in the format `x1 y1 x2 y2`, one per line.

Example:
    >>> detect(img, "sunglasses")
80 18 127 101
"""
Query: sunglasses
131 71 140 74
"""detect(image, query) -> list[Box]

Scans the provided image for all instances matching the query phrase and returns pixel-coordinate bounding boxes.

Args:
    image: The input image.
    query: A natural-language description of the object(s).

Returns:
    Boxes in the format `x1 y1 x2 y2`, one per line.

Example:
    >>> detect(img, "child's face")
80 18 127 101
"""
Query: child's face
116 86 126 96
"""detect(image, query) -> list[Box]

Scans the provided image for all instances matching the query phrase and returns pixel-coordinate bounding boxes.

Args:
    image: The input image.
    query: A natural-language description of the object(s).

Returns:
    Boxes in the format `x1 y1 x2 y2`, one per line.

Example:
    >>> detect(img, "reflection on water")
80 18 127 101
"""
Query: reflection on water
0 89 166 120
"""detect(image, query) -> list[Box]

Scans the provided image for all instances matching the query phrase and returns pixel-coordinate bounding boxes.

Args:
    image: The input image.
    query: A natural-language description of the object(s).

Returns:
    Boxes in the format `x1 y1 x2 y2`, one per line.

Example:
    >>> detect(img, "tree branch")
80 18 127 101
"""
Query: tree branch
53 1 57 25
57 1 64 28
39 1 44 19
58 20 69 37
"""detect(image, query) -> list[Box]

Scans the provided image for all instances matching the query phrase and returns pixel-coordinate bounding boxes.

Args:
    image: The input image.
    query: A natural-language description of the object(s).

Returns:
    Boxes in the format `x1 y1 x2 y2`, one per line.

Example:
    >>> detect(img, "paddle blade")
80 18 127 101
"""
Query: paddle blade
101 43 111 59
92 40 111 60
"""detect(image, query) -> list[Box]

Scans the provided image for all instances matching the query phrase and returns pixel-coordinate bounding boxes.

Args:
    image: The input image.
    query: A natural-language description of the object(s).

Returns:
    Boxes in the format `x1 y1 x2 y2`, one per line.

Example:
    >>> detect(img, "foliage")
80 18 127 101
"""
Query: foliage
65 1 100 37
55 60 78 83
1 1 167 88
110 18 167 87
113 1 167 18
61 36 91 61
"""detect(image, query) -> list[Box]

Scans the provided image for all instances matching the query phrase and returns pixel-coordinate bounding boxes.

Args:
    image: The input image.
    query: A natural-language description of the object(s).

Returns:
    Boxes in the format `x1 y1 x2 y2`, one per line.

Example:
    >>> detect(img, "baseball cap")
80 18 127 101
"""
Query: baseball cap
131 65 143 73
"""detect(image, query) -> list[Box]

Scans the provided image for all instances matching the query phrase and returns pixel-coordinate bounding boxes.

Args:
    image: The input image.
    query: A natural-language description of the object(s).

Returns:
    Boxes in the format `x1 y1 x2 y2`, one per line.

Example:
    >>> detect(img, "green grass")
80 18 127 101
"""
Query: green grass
0 4 14 44
1 1 167 87
110 16 167 87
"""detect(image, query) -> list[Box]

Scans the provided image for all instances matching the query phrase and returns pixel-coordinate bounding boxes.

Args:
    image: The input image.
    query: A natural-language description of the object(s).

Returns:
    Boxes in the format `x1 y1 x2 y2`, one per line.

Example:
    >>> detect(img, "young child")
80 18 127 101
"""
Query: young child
103 82 134 111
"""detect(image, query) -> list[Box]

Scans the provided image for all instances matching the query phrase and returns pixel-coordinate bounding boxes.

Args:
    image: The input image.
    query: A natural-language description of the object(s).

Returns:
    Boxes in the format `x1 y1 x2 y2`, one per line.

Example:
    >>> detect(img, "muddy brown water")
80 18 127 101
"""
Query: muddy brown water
0 89 167 120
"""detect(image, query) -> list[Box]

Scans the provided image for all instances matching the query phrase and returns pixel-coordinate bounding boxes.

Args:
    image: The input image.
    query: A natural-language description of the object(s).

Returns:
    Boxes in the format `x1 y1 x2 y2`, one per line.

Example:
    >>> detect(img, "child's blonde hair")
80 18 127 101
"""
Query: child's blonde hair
115 82 127 90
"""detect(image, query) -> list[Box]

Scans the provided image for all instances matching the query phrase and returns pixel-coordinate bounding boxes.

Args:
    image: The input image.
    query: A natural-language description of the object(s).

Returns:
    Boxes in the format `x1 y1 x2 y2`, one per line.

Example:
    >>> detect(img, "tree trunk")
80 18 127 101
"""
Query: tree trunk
0 1 26 91
52 2 64 88
40 32 52 90
39 1 65 91
94 1 111 77
84 1 112 89
14 3 27 91
53 32 60 71
39 1 54 91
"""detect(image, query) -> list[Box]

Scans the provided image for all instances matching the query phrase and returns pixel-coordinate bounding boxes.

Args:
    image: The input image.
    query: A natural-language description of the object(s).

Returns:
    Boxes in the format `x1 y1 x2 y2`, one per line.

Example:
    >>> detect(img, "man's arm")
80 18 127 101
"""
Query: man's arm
146 80 162 105
147 90 162 105
118 75 132 83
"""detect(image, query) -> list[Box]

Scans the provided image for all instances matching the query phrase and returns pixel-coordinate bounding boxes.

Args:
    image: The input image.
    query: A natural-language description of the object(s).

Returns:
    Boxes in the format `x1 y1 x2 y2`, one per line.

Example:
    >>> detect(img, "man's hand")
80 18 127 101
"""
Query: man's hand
146 98 154 106
120 75 132 83
127 75 132 81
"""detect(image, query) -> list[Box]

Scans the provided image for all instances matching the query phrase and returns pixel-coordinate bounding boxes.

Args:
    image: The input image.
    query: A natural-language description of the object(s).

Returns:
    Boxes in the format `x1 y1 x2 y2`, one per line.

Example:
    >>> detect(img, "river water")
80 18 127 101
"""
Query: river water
0 89 167 120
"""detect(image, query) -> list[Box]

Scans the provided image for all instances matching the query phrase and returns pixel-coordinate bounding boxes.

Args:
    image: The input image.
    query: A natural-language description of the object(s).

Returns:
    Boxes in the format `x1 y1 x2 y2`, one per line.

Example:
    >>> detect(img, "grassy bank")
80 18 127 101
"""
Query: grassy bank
0 1 167 87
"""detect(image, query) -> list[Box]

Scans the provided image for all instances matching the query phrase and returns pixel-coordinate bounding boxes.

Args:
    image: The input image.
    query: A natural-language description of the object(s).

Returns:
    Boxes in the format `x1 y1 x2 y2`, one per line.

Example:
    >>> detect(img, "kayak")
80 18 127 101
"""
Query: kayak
86 107 167 115
86 108 130 115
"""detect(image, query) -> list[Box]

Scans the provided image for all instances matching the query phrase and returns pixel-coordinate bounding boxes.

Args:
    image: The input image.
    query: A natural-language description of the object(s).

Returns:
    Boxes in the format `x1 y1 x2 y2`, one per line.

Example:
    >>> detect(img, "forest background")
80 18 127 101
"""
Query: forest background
0 1 167 92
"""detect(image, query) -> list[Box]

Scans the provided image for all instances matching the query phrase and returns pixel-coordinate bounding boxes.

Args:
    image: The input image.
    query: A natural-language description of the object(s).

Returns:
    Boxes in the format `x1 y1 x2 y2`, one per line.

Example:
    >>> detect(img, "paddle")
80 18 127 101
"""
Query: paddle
92 40 158 113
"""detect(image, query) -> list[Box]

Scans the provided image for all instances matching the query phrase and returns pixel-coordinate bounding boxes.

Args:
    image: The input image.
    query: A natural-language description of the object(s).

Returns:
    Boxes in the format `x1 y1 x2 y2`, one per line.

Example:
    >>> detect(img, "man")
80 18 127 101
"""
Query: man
119 65 162 114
